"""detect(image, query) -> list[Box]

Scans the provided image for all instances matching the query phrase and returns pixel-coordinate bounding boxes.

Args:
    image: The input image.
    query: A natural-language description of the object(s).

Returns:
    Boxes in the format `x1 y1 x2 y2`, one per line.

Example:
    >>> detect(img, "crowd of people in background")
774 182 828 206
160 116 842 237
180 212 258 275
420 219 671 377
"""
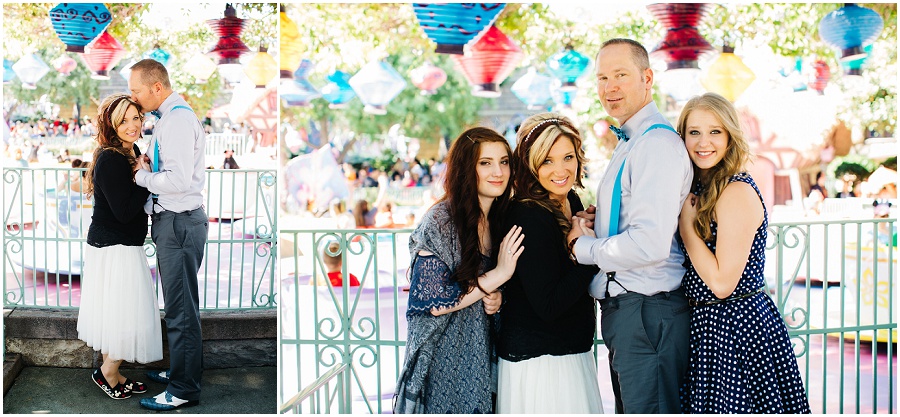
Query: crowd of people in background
8 116 97 142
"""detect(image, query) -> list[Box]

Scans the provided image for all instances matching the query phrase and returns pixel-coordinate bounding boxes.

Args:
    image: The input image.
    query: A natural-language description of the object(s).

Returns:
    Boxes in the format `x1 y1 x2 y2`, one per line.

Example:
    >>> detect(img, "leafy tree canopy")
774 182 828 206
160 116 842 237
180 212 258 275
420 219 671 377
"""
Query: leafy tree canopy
284 3 896 152
3 3 277 120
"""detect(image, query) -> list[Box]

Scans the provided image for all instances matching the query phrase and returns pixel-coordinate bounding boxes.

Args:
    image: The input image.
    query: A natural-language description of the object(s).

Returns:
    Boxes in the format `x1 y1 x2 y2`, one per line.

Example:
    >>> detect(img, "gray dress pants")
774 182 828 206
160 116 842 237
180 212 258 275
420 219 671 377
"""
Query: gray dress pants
599 287 691 413
151 207 208 401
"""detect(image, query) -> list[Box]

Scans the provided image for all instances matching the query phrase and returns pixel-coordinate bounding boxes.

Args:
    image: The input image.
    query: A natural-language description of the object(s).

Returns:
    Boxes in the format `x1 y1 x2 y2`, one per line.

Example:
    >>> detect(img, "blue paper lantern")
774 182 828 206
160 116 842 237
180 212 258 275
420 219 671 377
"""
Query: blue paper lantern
550 79 576 109
143 43 171 67
349 60 407 115
49 3 112 53
283 60 320 107
13 54 51 89
819 4 884 62
3 59 15 84
321 70 356 109
413 3 506 55
281 79 321 107
841 44 873 76
546 46 590 92
511 68 552 110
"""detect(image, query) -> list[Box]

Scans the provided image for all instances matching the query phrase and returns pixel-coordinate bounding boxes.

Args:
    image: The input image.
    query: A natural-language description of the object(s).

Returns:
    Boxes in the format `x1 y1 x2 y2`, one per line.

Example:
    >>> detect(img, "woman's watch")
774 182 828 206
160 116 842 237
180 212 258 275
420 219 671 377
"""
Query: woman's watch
567 237 579 262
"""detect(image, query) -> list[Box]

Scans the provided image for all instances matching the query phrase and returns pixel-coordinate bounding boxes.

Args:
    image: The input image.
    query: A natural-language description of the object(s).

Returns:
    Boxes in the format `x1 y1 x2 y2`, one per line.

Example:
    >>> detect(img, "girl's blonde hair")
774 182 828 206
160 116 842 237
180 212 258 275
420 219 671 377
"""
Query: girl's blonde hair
676 92 752 241
511 112 587 237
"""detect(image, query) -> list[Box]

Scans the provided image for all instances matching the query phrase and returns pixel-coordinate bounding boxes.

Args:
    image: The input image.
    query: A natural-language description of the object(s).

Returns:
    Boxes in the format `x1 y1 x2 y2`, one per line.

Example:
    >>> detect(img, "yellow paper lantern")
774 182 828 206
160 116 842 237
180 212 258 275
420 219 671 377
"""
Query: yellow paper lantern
701 45 756 102
244 46 278 88
280 5 302 79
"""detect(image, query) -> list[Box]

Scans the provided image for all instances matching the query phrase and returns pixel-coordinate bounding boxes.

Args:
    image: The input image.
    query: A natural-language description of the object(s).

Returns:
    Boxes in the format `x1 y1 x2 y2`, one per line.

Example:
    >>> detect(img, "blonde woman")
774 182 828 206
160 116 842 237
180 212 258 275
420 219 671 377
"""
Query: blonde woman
676 93 810 413
78 94 163 400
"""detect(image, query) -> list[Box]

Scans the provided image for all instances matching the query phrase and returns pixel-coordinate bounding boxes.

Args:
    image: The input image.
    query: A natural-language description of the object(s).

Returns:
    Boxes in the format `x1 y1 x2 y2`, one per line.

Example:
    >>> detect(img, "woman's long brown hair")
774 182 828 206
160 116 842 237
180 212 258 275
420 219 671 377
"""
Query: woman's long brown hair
440 127 512 295
85 94 143 199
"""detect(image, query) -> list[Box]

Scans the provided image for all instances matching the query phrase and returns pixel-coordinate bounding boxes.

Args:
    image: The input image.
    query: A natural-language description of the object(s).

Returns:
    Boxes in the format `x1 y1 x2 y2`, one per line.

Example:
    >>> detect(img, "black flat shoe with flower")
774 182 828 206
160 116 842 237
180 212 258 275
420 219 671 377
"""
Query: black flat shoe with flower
92 368 132 400
123 378 147 394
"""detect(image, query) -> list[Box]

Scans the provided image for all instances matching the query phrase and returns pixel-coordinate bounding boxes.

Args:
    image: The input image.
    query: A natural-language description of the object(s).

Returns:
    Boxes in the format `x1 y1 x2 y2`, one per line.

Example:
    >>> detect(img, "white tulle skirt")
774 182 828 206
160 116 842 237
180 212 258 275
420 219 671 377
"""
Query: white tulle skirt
497 351 604 414
77 244 163 364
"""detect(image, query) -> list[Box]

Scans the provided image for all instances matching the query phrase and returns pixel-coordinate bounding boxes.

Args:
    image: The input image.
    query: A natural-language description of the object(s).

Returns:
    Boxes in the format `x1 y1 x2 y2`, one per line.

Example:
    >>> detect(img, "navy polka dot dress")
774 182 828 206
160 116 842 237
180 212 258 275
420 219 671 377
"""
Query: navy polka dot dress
680 173 811 414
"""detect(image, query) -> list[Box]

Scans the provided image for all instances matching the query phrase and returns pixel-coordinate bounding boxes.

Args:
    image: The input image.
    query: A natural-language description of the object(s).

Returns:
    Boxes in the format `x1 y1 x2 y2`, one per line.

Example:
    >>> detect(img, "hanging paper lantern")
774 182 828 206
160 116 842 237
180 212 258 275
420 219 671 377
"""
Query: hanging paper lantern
13 54 51 89
80 31 125 80
282 59 320 107
410 62 447 95
412 3 506 55
321 70 356 108
3 59 16 84
819 4 884 62
118 60 135 82
244 46 278 88
546 45 590 92
183 54 217 83
279 5 302 78
550 79 576 109
53 55 77 75
647 3 714 71
206 4 251 66
701 45 756 102
779 58 807 92
809 60 831 95
451 25 523 98
49 3 111 53
348 60 407 115
143 43 171 66
281 79 320 107
841 44 873 77
511 67 552 109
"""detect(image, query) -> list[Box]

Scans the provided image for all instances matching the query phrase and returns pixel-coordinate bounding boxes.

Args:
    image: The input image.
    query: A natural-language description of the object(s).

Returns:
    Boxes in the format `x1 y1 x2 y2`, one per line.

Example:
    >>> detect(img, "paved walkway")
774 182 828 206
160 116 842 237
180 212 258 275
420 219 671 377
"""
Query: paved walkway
4 366 276 414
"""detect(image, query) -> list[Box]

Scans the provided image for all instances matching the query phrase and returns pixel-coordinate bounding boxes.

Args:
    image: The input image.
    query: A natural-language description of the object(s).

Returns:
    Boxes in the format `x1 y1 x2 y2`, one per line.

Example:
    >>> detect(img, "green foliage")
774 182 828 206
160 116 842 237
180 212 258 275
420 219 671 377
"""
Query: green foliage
881 156 897 171
371 148 399 173
830 155 876 184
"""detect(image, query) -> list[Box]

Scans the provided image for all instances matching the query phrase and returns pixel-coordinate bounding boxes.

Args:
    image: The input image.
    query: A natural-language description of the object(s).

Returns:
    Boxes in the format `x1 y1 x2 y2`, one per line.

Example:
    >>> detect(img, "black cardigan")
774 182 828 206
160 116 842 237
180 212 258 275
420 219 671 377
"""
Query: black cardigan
86 145 151 248
497 191 600 362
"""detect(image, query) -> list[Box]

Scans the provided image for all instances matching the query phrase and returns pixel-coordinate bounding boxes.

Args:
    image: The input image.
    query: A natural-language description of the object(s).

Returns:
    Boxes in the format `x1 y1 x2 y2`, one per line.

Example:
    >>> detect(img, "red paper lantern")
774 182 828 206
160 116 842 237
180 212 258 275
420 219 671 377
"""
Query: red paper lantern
809 60 831 95
80 31 125 80
206 4 251 65
410 62 447 95
451 25 523 98
647 3 714 70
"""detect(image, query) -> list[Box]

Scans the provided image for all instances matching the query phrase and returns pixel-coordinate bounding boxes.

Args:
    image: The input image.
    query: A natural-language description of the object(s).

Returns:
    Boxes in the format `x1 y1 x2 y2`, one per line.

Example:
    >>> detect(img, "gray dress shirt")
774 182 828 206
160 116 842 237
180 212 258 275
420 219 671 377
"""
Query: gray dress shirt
134 93 206 214
573 101 693 299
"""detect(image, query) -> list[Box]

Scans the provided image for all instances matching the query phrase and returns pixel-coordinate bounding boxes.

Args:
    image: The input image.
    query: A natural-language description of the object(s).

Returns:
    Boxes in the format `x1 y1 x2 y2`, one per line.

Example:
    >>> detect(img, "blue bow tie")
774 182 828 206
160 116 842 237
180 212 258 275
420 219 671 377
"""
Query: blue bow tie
150 110 161 118
610 125 628 141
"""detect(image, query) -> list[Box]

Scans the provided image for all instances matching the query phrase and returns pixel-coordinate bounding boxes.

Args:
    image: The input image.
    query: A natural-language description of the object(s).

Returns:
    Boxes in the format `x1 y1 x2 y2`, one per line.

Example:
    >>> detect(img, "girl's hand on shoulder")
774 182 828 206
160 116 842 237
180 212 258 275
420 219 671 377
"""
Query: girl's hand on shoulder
496 225 525 278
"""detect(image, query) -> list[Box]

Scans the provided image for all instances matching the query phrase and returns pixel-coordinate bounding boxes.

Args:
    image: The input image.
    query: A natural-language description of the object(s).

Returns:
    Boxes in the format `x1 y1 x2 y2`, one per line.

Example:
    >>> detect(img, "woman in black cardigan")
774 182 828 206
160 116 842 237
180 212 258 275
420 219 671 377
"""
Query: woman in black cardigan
77 94 163 400
497 113 604 413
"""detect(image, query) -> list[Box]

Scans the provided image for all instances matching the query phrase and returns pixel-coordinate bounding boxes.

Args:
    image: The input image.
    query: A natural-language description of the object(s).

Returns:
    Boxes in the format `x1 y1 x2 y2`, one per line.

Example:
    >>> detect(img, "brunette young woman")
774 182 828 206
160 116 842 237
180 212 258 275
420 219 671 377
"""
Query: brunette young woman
394 127 525 413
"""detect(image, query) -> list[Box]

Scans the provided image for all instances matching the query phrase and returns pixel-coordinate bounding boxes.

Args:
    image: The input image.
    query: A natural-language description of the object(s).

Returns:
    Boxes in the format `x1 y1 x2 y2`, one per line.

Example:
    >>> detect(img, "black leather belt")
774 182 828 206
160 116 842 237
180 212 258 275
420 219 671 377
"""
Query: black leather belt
688 287 764 307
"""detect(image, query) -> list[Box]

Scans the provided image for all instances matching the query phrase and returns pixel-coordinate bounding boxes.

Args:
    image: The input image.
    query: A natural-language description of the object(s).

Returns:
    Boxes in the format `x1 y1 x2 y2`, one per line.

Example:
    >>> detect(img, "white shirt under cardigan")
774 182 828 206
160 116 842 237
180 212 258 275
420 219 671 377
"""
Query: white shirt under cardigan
573 101 693 299
134 92 207 214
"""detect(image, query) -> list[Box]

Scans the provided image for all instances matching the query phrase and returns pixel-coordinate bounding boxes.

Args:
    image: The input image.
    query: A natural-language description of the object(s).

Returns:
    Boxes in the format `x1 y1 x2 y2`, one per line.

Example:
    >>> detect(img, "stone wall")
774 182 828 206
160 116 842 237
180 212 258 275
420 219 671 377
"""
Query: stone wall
3 308 276 369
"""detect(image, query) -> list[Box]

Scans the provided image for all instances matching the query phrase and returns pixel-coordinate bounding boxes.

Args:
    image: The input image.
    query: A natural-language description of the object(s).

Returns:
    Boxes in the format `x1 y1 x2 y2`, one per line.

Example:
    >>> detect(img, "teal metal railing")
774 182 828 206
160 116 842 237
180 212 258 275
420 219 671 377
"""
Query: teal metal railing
3 167 277 310
280 218 896 414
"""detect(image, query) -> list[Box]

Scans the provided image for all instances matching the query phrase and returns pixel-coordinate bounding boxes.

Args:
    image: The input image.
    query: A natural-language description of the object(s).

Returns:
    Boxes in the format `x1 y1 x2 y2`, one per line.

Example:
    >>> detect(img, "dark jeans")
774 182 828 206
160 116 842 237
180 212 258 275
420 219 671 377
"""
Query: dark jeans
151 207 208 401
599 287 690 413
